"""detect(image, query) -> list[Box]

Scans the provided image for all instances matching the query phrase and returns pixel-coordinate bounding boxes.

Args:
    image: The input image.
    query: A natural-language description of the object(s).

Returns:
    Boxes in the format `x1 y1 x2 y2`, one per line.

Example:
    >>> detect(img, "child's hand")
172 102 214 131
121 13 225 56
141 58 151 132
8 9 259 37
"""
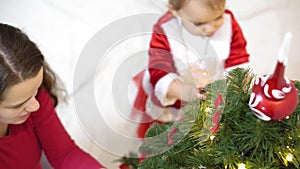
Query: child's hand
197 87 207 100
167 80 206 102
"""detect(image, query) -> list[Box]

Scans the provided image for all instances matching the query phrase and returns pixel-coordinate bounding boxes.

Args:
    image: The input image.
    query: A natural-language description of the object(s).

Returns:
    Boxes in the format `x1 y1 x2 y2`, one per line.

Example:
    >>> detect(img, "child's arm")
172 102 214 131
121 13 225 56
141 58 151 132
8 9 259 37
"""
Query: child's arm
167 80 194 102
148 16 205 106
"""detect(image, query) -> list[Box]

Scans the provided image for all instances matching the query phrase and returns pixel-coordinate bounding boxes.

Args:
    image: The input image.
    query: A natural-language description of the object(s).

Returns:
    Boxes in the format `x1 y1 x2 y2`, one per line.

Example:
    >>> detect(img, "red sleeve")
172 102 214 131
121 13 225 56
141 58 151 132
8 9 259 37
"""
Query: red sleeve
31 89 105 169
148 12 177 87
225 10 250 68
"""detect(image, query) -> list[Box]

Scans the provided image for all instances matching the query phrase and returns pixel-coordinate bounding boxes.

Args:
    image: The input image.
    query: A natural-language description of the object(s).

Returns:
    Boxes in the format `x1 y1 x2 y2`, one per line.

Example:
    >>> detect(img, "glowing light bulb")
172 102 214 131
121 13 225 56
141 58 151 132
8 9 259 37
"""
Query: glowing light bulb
205 107 212 112
286 153 293 162
238 163 246 169
209 135 215 140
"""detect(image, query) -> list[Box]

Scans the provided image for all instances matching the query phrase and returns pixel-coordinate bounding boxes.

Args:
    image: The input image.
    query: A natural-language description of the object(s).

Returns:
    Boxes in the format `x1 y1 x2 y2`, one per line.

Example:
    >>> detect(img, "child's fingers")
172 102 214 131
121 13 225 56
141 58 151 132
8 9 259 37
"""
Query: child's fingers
198 87 207 94
197 93 206 100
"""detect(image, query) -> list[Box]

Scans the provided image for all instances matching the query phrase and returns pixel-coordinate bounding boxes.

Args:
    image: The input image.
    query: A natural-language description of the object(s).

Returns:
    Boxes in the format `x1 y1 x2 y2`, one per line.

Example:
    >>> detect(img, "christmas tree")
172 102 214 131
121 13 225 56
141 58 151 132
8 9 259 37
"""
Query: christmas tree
137 68 300 169
120 33 299 169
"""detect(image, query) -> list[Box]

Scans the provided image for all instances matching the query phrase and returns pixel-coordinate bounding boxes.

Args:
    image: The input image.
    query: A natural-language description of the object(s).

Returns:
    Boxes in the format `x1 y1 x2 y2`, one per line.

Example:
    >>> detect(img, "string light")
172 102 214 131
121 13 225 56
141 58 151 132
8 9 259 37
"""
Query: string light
286 153 293 162
209 135 215 140
237 163 246 169
205 107 212 112
198 165 206 169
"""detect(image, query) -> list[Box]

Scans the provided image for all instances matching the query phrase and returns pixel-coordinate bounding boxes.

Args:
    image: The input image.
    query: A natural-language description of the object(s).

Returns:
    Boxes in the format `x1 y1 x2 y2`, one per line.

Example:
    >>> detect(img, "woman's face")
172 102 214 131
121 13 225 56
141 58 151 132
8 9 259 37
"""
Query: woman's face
0 68 43 125
173 0 225 37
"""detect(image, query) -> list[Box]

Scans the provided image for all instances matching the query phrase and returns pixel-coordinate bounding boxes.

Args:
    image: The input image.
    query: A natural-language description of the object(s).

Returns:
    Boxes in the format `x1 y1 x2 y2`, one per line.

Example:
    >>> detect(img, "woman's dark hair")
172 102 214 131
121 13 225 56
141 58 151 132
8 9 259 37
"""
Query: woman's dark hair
0 23 63 106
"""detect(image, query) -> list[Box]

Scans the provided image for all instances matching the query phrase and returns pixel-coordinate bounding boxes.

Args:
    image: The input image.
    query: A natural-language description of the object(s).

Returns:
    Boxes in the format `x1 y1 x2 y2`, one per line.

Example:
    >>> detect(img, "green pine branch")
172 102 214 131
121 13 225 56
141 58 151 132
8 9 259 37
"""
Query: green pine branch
137 68 300 169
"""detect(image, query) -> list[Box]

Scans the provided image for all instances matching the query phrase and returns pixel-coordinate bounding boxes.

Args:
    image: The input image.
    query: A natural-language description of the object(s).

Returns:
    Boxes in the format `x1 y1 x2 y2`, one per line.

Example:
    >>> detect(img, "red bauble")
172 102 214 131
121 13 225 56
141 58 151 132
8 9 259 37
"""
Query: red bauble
249 33 298 121
249 74 298 121
119 163 131 169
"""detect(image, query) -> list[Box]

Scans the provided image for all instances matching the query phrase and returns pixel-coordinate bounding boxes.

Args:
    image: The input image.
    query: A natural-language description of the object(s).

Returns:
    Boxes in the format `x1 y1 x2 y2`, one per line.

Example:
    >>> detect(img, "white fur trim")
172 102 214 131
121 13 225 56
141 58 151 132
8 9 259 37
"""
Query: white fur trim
154 73 182 106
142 70 153 95
209 14 232 63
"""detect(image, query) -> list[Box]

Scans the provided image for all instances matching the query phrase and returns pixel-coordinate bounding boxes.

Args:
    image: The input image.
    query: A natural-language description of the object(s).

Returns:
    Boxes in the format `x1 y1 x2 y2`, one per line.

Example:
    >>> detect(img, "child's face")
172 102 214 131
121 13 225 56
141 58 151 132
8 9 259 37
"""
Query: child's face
0 68 43 125
172 0 225 37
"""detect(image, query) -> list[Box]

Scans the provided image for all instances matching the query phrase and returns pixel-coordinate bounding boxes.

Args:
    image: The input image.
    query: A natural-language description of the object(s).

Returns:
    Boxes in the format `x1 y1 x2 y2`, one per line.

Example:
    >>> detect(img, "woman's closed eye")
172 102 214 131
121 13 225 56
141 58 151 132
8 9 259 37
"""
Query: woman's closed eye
8 91 38 109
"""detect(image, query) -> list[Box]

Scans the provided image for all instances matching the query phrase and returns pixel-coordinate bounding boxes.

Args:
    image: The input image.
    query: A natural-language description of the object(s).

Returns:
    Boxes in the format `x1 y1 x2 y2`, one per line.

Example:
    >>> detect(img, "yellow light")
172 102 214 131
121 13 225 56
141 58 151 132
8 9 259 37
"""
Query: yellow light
286 153 293 162
205 107 212 112
209 135 215 140
238 163 246 169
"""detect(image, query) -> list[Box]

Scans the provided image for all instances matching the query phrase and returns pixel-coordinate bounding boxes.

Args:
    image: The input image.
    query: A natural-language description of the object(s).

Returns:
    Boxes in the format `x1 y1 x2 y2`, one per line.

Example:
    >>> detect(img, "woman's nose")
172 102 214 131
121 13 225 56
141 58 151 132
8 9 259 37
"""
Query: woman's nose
24 97 40 112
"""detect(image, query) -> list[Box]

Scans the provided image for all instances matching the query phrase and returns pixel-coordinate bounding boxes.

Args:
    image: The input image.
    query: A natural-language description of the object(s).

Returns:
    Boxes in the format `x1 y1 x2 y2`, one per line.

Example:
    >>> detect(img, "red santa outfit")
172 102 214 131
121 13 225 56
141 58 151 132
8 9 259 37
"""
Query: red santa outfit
0 89 104 169
132 9 250 138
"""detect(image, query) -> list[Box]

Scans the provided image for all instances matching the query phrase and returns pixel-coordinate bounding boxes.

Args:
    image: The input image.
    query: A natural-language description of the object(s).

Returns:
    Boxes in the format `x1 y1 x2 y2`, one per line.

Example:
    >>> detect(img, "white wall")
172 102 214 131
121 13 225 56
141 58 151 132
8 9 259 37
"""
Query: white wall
227 0 300 79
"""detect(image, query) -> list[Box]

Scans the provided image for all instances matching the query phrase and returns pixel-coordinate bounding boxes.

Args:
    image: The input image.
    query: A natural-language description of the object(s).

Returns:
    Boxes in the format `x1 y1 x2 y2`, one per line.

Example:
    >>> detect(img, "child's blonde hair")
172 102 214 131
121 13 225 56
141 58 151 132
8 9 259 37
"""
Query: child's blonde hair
168 0 226 11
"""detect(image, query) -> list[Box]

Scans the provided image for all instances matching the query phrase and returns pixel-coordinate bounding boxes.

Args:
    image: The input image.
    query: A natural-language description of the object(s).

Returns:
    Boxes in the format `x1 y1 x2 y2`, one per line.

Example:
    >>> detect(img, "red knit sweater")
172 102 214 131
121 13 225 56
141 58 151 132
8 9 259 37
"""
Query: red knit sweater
0 89 104 169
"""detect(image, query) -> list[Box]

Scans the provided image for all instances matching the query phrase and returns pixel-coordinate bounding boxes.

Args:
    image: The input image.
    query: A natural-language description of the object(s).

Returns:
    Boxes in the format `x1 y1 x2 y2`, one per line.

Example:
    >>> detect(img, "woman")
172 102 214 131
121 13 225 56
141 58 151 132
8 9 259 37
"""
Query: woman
0 23 105 169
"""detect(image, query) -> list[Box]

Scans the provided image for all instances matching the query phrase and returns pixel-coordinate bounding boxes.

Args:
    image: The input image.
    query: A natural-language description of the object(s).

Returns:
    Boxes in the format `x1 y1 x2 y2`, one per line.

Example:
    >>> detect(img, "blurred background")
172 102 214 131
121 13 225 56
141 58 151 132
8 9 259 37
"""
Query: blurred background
1 0 299 168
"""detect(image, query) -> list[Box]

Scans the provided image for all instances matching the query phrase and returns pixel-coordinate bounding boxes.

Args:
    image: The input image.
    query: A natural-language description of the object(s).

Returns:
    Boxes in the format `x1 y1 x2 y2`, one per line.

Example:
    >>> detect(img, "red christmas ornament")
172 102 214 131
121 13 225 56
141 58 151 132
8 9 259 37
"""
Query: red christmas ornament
119 163 131 169
167 127 178 145
249 32 298 121
210 94 223 132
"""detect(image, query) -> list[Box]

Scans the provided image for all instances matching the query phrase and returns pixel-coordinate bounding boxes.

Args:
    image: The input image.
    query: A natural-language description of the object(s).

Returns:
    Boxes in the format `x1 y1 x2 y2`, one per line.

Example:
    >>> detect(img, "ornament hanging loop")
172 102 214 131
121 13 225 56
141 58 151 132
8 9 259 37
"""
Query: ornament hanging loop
278 32 292 66
267 32 292 100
